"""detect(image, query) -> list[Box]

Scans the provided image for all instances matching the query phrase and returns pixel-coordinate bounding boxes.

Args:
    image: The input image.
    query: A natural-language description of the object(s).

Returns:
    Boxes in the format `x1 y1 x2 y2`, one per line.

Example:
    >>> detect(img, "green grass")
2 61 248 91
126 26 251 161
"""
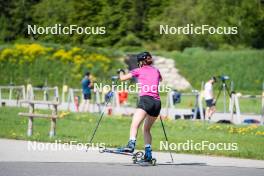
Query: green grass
0 107 264 160
154 48 264 93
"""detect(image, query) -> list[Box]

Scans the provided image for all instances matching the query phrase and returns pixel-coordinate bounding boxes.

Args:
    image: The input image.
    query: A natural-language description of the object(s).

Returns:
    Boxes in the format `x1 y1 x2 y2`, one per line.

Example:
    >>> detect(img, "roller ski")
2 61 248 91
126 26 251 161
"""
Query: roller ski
100 141 157 166
99 147 144 162
99 140 144 163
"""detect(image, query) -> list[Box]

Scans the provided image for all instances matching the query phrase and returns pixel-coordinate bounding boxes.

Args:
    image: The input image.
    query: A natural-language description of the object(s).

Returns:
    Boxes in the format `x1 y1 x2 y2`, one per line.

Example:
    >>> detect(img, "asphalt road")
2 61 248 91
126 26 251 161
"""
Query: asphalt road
1 162 264 176
1 139 264 176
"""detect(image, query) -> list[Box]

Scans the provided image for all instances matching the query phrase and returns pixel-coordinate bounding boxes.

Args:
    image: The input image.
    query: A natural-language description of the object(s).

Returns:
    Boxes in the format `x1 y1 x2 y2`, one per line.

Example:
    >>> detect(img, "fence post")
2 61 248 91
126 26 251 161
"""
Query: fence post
95 89 101 113
27 84 34 100
62 85 68 103
27 103 34 136
9 87 12 100
22 86 26 100
49 104 57 137
167 91 175 119
54 87 59 102
67 88 72 111
230 94 235 123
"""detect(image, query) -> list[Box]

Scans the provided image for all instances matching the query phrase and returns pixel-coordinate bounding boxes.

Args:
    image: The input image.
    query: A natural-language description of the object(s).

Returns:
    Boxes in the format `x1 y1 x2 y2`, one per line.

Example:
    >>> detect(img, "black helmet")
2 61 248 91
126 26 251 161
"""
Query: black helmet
137 52 152 62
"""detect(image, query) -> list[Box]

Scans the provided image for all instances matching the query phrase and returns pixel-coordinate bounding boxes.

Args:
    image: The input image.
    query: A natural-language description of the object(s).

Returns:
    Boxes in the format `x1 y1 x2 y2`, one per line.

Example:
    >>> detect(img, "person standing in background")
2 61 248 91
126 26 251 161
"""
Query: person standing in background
81 72 92 112
204 77 217 120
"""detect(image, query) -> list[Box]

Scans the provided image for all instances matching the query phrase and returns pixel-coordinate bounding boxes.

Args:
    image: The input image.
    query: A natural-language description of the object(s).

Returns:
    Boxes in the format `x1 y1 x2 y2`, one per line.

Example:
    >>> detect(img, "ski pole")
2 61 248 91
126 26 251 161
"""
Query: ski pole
86 77 118 151
86 91 113 151
159 116 174 163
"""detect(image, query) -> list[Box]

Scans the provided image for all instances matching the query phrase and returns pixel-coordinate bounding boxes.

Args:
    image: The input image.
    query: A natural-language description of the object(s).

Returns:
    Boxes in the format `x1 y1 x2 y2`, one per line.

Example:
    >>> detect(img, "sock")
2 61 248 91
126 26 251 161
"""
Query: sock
145 144 151 148
128 138 136 149
129 137 136 141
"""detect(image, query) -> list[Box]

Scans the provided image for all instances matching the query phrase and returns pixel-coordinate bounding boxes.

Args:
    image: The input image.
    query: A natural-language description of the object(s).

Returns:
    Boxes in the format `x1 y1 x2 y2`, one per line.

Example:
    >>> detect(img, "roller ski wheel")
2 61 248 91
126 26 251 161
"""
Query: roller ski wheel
132 151 144 163
132 156 137 164
99 147 144 161
99 146 105 153
135 151 144 158
135 158 157 166
151 158 157 166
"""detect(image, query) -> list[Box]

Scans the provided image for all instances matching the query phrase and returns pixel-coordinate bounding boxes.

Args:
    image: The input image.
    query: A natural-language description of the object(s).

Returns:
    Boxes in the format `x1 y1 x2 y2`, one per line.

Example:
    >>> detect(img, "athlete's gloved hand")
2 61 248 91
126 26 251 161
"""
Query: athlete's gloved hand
117 69 125 74
105 91 114 102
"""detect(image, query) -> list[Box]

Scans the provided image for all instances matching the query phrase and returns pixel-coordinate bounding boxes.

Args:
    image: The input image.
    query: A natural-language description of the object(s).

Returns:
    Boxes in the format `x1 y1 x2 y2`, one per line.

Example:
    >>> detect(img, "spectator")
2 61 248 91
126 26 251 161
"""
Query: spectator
204 76 217 120
81 72 92 112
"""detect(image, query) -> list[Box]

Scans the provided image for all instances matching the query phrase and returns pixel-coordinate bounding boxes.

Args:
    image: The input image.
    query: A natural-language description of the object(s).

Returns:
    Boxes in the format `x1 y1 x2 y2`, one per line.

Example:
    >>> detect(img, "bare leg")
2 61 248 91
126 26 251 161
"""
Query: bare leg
142 115 157 145
208 106 216 118
130 108 147 140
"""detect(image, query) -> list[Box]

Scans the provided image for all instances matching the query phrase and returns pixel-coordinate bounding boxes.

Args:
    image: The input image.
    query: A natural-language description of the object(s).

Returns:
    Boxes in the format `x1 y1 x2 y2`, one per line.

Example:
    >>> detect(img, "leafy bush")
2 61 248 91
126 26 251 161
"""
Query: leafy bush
0 43 123 87
115 33 142 47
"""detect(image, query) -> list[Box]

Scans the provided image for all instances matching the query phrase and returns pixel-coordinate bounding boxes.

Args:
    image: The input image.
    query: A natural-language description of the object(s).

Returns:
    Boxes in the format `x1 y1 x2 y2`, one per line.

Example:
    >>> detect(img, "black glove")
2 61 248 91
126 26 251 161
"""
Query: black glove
117 69 125 74
105 91 114 102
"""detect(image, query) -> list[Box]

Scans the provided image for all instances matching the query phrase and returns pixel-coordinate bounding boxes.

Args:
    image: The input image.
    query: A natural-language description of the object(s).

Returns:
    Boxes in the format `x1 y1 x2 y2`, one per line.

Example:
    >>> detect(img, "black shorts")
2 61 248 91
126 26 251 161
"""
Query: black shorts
83 93 91 100
206 99 215 107
137 96 161 117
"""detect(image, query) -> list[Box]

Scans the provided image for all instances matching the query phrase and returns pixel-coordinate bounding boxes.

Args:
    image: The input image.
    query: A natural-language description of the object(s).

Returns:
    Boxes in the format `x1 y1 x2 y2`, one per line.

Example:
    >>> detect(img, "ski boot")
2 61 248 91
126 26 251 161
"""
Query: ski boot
117 140 136 153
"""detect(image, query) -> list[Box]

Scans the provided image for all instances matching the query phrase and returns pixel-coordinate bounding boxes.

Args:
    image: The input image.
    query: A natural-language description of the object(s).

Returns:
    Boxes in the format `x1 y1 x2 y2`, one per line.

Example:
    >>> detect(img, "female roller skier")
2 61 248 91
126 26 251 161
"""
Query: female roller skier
117 52 162 162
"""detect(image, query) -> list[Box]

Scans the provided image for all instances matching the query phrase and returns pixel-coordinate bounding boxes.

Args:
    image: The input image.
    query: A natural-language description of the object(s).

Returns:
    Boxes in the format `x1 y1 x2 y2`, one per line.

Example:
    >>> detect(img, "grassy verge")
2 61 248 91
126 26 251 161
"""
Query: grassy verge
0 107 264 160
154 49 264 93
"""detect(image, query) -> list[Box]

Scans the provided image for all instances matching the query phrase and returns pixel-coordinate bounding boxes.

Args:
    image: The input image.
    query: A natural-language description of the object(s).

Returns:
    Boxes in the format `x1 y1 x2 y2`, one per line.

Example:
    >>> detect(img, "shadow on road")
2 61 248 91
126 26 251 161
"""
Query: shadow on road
122 162 207 167
158 162 207 166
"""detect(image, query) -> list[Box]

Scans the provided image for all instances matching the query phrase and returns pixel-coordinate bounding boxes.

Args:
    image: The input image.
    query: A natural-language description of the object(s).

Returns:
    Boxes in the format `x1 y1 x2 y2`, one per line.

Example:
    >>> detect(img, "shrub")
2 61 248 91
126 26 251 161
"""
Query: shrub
0 43 122 87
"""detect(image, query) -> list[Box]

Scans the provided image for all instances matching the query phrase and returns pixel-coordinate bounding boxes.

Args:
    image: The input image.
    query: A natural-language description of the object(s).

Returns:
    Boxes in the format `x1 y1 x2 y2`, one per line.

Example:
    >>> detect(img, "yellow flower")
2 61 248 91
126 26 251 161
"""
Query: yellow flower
70 47 82 54
73 55 84 65
255 131 264 136
53 49 72 62
0 48 15 61
59 111 70 118
15 44 49 57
